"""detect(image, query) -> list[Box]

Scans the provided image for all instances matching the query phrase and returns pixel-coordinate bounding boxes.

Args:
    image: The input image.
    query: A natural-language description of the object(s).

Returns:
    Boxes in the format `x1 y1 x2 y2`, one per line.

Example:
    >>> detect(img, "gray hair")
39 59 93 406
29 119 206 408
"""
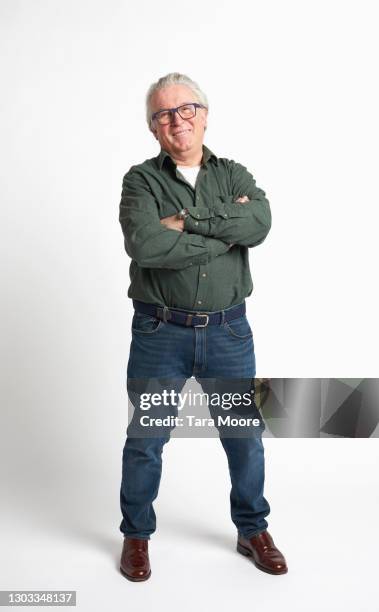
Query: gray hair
146 72 209 128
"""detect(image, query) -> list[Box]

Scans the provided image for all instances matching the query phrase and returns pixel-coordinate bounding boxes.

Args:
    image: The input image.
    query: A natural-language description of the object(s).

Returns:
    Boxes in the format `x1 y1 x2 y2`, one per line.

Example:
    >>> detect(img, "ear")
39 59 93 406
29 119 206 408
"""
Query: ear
203 108 208 130
149 124 159 140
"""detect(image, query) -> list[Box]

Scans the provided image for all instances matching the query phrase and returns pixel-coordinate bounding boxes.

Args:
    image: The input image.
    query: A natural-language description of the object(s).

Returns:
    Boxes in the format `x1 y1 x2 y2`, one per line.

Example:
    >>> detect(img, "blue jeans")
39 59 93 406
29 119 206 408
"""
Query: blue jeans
119 302 270 539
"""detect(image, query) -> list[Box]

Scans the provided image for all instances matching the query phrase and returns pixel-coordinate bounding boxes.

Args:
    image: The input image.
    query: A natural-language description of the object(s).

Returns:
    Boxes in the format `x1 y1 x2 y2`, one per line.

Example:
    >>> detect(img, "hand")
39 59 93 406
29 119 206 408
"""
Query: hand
235 195 250 203
160 214 184 232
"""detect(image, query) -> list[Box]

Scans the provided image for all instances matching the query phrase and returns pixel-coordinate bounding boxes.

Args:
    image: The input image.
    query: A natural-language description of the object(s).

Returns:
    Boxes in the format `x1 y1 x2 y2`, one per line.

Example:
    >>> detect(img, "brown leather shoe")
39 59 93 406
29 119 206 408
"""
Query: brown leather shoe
237 530 288 575
120 537 151 582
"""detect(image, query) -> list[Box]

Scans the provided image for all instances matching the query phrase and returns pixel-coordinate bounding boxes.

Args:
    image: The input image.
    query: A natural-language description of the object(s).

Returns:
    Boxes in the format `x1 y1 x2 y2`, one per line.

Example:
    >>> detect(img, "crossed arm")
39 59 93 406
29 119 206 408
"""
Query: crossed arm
119 161 271 271
160 161 272 248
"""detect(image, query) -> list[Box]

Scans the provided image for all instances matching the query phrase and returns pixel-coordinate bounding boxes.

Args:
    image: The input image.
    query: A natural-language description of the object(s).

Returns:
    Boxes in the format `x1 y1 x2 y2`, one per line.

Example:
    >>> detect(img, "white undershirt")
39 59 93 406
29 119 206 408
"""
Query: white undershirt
177 165 201 188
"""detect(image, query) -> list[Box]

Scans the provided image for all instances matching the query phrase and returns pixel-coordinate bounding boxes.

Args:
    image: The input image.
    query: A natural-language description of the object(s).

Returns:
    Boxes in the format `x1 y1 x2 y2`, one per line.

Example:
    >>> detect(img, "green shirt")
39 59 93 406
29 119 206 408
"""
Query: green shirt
119 145 271 311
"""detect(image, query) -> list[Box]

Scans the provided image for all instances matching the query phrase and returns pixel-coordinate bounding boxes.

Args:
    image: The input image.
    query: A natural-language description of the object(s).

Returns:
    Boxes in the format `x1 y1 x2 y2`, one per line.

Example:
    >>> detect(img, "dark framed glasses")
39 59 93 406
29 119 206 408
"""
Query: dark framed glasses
151 103 206 125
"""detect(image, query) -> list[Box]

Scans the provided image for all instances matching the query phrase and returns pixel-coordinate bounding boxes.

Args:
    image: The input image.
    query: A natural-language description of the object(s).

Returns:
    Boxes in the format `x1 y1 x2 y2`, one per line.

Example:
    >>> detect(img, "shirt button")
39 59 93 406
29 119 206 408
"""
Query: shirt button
195 221 199 226
224 213 228 218
197 300 202 305
196 214 200 218
202 273 207 277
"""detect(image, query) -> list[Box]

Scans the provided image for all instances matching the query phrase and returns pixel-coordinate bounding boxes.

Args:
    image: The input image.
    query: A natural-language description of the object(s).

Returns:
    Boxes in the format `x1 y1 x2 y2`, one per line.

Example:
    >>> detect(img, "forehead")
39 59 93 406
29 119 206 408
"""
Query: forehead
151 84 196 112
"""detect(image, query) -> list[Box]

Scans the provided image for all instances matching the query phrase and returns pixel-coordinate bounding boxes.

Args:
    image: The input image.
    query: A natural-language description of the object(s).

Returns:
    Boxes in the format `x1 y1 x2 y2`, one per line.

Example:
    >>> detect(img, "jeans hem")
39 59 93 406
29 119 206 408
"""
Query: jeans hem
238 527 267 540
121 533 151 540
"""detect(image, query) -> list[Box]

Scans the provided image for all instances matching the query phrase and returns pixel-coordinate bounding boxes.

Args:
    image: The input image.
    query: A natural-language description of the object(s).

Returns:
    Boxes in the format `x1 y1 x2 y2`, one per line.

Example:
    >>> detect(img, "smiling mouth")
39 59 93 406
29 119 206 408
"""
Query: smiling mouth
173 129 191 136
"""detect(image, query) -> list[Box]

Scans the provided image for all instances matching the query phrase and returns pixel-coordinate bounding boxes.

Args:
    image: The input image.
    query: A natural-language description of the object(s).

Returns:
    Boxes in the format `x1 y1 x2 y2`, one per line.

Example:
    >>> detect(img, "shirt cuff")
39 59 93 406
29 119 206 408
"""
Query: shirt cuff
184 213 211 236
184 204 227 235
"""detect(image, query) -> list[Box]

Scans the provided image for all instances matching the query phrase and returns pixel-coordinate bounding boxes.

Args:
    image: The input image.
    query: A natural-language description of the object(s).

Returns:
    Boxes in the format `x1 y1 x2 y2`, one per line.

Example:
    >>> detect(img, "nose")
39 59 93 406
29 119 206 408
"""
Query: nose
171 109 184 125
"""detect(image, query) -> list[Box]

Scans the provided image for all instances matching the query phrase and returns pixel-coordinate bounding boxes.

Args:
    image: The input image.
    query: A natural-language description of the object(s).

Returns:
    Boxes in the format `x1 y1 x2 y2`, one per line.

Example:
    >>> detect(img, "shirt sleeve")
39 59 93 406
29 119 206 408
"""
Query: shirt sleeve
184 161 272 248
119 168 231 270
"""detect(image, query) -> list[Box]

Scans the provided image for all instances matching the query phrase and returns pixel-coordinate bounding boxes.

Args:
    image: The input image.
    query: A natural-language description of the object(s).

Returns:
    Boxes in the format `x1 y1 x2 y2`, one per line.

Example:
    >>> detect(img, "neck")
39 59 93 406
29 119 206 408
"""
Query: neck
171 147 203 167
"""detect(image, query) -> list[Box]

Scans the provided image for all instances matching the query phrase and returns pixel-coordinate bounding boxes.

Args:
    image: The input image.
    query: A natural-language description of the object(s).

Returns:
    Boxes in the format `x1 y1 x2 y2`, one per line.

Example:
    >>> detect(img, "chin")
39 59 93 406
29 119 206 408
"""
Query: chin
172 142 192 152
170 135 193 146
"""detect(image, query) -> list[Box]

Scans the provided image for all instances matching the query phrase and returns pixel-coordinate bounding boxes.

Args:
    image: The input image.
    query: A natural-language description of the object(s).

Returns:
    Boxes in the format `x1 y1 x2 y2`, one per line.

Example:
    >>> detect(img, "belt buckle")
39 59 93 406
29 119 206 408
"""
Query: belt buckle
194 313 209 327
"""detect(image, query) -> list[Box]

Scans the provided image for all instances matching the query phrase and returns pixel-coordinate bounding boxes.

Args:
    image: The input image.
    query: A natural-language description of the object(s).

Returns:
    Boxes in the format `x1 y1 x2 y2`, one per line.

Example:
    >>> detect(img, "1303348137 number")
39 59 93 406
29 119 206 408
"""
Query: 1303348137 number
3 591 76 606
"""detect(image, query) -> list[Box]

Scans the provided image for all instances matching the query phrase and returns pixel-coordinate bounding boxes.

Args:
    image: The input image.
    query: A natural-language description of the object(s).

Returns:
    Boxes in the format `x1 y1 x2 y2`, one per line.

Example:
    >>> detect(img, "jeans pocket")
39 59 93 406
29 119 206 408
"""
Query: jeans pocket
131 312 164 334
223 315 253 339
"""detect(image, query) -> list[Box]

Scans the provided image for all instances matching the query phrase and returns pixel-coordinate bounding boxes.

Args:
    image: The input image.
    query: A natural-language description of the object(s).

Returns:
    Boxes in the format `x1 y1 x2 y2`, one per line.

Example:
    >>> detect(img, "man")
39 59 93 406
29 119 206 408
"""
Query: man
118 72 288 581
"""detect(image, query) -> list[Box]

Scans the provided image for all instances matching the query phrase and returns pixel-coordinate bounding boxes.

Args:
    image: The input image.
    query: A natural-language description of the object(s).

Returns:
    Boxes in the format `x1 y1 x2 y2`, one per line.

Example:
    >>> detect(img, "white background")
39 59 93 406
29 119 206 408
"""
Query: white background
1 1 378 611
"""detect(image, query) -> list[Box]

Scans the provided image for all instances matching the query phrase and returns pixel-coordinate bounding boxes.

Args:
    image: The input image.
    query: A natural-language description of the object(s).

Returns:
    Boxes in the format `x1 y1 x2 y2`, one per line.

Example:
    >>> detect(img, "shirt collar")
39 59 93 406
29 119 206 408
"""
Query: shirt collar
157 144 218 170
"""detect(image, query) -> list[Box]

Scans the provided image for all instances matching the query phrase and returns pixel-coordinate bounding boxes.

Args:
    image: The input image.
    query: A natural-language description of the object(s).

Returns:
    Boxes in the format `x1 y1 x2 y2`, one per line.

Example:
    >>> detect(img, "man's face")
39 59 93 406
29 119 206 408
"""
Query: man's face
149 84 208 160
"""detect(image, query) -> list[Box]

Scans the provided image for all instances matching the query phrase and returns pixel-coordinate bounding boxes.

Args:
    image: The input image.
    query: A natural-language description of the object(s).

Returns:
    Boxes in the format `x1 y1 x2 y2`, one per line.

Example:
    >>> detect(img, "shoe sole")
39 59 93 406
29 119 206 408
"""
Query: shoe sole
120 566 152 582
237 542 288 575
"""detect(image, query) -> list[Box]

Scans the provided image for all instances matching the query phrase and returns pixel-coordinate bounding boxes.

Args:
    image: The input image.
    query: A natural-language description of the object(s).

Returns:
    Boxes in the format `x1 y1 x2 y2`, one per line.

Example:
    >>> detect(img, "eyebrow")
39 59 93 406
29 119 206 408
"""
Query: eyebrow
154 102 195 113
